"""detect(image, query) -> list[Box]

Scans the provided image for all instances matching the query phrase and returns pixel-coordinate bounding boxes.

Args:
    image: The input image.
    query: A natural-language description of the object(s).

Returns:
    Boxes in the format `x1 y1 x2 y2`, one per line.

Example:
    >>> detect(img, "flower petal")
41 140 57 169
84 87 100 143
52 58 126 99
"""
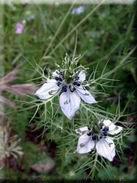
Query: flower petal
52 70 60 78
76 86 96 104
109 148 115 161
78 70 86 82
59 91 80 119
75 127 89 135
77 134 95 154
103 120 123 135
96 137 115 161
35 79 59 100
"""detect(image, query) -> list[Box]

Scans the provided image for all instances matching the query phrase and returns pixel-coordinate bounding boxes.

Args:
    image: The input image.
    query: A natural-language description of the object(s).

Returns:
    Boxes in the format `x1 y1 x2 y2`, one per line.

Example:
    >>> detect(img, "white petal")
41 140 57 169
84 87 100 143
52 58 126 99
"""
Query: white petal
102 120 114 129
78 70 86 82
35 79 59 100
109 148 116 160
96 137 115 161
75 127 89 135
76 86 97 104
109 126 123 135
52 70 60 78
59 91 80 119
77 134 95 154
103 120 123 135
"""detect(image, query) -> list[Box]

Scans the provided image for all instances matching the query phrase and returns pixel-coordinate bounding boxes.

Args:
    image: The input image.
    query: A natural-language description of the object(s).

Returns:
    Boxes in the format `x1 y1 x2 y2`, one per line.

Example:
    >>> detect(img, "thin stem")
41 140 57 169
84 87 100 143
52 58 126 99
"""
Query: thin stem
91 153 98 179
47 0 105 56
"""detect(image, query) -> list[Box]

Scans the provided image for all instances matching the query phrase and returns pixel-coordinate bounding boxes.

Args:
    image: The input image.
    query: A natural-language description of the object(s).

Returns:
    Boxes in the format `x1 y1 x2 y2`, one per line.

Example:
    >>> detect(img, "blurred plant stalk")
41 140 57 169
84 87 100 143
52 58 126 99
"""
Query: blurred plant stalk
0 67 37 110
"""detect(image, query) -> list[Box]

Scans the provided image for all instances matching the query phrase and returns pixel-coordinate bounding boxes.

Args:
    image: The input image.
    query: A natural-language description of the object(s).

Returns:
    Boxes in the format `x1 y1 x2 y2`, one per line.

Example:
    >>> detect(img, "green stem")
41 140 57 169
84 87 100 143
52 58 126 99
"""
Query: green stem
91 153 98 180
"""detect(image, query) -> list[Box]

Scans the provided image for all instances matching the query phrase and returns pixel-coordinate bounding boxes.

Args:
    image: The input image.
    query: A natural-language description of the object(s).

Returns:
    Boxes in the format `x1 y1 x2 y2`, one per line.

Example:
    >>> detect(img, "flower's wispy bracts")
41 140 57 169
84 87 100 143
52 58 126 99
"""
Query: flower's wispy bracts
35 68 96 120
76 119 123 161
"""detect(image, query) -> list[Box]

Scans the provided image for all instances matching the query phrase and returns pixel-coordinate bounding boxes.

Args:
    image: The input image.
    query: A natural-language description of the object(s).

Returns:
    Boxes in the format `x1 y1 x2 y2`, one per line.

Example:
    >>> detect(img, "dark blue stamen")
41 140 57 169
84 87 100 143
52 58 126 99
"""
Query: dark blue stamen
102 127 109 132
57 82 61 87
103 132 107 136
62 85 67 92
73 81 80 86
92 135 98 141
69 85 76 92
87 132 92 136
102 127 109 136
55 77 63 82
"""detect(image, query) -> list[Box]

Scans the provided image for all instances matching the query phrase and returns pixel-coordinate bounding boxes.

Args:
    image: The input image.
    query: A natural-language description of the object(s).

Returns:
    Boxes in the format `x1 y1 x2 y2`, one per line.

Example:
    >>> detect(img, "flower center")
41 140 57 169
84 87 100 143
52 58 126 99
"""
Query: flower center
69 85 76 92
55 70 83 93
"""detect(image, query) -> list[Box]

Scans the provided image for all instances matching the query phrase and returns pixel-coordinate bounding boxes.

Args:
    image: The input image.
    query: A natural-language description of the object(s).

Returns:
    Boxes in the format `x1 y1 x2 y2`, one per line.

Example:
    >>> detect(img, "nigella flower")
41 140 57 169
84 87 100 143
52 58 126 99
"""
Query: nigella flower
35 70 96 119
71 6 85 15
76 120 123 161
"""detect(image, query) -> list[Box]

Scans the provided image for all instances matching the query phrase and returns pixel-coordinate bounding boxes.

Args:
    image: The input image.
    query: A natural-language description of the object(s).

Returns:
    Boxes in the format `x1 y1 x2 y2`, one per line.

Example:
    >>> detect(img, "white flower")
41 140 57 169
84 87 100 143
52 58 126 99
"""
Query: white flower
35 70 96 120
71 6 85 15
76 120 123 161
